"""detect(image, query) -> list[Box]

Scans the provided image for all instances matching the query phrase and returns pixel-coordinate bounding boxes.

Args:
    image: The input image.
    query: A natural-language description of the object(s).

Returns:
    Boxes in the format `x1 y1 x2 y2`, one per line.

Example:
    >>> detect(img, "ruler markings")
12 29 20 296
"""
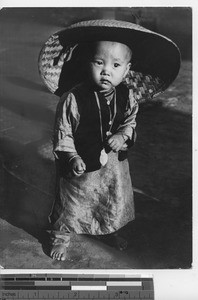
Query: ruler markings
107 286 142 291
0 275 154 299
0 290 154 299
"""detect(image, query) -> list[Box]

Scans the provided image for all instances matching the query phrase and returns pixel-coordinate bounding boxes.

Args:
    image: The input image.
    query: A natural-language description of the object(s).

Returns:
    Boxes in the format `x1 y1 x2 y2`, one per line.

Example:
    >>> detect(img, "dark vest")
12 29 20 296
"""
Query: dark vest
71 83 129 172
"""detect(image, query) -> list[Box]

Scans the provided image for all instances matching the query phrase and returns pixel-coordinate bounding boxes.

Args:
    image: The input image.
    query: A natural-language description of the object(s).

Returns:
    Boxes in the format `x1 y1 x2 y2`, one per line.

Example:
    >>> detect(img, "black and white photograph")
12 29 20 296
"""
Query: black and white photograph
0 6 192 271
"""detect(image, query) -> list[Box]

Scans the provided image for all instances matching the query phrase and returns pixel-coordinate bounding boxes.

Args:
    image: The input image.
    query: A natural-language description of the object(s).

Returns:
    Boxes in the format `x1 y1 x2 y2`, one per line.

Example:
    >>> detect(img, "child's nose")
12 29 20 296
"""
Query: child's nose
101 64 111 75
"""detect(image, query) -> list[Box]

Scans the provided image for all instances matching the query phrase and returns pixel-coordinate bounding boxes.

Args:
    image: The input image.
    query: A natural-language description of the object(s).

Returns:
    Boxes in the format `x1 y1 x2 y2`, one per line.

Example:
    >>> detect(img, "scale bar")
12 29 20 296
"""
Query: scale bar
71 286 107 291
107 281 142 286
0 274 154 299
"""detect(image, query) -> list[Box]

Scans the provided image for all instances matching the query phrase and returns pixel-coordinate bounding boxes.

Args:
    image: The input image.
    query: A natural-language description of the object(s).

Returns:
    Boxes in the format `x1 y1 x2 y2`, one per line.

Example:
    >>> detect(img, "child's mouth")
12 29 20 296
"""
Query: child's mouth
101 79 111 85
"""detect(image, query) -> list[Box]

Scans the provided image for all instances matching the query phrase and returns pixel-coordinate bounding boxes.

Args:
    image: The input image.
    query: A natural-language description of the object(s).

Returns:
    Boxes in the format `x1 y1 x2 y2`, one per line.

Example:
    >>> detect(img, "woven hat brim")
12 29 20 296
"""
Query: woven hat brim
38 19 181 101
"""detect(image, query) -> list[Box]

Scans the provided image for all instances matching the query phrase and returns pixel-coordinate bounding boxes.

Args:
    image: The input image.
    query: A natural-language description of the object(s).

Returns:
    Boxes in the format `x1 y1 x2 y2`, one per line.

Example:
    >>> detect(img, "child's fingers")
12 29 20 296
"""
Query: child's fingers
77 163 86 173
107 140 114 147
108 138 117 146
72 169 82 176
107 137 113 143
81 161 86 170
111 143 121 152
73 167 84 176
73 160 86 176
110 140 121 149
108 136 123 146
107 136 116 145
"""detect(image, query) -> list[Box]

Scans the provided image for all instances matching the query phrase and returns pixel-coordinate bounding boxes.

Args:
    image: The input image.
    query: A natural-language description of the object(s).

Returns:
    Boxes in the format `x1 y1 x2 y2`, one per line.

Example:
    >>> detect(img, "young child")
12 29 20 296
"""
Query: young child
50 40 138 261
39 19 180 261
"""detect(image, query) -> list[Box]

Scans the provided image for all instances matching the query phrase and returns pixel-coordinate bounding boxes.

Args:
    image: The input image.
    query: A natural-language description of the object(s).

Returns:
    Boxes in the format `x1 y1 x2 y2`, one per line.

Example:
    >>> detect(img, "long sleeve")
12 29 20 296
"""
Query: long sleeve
53 92 80 158
116 89 139 145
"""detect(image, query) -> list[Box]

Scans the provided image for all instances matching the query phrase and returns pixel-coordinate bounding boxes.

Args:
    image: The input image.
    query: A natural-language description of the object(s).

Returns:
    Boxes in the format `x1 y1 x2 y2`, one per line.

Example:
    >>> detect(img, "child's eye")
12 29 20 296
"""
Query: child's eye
114 63 120 68
94 60 103 66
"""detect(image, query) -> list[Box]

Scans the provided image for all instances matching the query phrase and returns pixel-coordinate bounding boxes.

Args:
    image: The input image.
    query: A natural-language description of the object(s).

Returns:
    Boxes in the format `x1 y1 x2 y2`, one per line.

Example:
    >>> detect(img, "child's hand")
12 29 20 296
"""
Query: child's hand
107 134 127 152
69 156 86 176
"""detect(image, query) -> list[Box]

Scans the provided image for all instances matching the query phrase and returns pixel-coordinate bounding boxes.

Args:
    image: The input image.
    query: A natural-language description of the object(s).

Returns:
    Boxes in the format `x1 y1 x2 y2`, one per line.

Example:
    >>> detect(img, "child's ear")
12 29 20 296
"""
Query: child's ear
124 62 131 77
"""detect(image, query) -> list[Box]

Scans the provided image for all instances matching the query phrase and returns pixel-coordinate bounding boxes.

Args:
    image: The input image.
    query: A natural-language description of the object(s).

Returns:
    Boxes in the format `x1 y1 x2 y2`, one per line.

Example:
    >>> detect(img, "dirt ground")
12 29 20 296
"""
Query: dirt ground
0 8 192 269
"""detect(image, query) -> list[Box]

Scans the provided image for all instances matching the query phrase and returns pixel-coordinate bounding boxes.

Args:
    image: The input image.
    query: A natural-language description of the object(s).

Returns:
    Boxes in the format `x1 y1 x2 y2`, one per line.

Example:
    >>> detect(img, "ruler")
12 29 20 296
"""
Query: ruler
0 274 154 300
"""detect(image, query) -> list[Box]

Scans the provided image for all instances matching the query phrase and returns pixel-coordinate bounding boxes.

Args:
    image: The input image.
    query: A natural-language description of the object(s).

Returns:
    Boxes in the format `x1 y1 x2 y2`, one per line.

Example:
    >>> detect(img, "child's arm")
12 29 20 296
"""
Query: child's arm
107 89 139 152
53 92 86 175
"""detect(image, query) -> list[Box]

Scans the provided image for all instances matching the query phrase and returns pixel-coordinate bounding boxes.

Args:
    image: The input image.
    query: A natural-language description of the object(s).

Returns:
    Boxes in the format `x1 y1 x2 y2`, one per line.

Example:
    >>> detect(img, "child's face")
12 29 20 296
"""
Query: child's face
89 41 131 92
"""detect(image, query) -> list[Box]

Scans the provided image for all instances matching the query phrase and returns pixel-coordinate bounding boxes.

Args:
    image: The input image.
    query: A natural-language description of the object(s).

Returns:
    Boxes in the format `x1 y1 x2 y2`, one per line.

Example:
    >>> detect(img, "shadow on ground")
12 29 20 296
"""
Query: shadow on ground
0 96 192 269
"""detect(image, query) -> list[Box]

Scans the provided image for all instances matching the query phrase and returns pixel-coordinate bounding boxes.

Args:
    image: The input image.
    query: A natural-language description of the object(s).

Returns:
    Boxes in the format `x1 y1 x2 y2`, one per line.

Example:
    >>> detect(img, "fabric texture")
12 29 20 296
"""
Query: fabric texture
49 82 138 236
50 151 135 235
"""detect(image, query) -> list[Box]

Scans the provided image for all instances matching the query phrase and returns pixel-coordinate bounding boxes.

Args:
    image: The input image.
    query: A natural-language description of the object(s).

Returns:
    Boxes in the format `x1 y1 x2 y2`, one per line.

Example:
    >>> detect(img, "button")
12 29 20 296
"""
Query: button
107 100 110 105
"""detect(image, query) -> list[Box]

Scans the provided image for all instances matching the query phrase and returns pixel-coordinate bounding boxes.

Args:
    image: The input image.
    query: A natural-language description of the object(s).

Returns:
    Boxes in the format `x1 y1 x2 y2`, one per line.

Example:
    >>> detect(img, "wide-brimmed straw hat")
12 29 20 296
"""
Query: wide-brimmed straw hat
38 19 181 102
